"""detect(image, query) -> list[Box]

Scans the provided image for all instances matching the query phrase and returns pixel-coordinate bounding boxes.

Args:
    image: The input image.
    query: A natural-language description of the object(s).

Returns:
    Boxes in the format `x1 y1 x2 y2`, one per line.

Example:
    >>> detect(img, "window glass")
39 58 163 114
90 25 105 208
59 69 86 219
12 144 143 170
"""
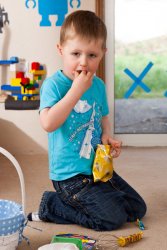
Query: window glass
115 0 167 134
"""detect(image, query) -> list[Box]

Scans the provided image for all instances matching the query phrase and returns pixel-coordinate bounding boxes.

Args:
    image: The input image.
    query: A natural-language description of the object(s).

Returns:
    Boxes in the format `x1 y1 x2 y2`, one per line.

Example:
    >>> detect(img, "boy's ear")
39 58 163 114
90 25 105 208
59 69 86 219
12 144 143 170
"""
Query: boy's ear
104 48 107 54
57 44 63 55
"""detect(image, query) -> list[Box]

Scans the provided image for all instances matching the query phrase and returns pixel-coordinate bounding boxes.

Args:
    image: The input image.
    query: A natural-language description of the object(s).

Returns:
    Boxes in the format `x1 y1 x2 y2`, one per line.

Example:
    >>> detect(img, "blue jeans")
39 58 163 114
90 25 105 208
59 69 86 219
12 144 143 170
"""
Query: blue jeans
38 171 146 231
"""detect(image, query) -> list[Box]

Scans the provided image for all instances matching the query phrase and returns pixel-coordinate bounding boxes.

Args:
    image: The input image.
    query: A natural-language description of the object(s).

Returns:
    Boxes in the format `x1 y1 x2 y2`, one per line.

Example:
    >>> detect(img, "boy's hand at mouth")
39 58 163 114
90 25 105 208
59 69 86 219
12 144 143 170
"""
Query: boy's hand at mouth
72 70 94 94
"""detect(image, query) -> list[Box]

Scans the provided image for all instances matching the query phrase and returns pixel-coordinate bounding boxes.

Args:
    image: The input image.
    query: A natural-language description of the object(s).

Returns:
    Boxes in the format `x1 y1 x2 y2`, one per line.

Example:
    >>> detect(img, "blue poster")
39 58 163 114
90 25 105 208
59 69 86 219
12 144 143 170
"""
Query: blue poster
25 0 81 26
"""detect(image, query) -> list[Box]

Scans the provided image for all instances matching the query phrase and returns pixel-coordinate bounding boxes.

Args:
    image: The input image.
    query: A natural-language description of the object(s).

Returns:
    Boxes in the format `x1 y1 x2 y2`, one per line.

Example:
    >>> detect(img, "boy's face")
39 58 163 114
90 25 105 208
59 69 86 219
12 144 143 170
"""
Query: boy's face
57 36 106 80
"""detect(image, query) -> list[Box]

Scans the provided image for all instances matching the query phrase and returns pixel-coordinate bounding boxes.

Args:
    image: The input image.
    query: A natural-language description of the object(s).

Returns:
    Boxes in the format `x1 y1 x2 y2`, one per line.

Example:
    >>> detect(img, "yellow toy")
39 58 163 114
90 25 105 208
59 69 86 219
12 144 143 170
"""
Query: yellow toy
95 231 143 249
92 144 113 182
116 231 143 247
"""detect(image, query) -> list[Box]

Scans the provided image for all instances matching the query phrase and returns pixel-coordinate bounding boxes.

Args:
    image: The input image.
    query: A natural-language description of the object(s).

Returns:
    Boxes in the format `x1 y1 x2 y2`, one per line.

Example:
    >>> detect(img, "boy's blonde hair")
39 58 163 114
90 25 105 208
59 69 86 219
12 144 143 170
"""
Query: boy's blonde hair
60 10 107 48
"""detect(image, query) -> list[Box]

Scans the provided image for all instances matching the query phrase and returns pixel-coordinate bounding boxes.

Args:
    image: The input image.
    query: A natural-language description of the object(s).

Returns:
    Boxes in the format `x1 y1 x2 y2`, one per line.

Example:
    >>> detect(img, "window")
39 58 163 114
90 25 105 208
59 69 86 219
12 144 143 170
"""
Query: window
105 0 167 146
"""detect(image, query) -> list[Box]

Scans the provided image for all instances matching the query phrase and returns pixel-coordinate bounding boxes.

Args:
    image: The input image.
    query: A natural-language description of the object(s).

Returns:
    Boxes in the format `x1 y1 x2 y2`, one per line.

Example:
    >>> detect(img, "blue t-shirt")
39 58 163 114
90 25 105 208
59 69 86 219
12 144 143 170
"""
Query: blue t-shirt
40 70 109 181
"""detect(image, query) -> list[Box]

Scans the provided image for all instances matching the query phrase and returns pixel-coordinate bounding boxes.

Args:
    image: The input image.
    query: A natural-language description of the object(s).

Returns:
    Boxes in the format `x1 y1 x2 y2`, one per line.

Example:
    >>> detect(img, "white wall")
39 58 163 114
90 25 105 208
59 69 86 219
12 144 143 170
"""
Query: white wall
0 0 95 154
0 107 48 154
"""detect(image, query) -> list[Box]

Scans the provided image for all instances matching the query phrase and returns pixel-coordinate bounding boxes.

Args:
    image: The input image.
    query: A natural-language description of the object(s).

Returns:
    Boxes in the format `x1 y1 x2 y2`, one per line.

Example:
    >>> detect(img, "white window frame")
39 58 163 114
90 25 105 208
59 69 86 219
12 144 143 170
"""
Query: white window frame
105 0 167 146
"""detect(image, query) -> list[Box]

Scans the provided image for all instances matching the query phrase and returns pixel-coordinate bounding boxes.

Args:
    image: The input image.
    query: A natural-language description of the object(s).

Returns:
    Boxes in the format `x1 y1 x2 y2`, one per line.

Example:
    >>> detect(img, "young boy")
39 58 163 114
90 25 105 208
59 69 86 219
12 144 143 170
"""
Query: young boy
28 10 146 231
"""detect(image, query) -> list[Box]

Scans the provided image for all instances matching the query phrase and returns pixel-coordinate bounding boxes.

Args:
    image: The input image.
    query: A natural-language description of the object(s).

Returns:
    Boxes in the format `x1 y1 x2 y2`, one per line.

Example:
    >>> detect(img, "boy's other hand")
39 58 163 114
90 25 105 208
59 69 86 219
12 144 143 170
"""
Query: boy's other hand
101 134 122 158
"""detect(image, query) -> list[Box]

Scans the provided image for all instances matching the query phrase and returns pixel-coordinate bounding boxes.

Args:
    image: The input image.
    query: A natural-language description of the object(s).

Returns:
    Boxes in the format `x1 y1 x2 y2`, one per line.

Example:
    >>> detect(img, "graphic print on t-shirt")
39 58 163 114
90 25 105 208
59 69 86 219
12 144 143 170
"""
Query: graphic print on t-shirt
68 100 102 159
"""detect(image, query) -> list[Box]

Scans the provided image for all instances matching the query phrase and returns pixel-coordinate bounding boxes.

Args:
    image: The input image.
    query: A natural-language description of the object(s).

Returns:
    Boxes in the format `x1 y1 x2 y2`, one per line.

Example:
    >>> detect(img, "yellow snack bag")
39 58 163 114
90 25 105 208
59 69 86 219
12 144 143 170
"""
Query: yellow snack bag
92 144 114 182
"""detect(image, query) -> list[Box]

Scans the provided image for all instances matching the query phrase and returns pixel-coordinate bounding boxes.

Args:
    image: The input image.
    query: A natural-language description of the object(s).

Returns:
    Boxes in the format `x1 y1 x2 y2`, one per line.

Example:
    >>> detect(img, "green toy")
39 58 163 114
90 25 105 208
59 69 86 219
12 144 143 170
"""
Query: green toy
51 236 82 250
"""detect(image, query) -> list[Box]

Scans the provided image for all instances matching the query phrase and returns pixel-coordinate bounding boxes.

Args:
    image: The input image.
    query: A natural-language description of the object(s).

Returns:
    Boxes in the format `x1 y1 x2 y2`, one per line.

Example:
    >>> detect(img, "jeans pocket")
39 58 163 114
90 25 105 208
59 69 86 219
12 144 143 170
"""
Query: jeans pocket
70 177 93 214
53 175 92 212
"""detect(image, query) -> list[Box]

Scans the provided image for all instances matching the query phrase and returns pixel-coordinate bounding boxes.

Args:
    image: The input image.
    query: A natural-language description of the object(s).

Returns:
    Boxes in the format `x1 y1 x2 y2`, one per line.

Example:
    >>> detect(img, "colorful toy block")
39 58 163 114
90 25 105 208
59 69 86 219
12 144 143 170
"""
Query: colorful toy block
11 78 22 86
0 57 46 109
0 57 19 65
16 72 25 78
29 69 46 75
31 62 40 70
21 77 30 85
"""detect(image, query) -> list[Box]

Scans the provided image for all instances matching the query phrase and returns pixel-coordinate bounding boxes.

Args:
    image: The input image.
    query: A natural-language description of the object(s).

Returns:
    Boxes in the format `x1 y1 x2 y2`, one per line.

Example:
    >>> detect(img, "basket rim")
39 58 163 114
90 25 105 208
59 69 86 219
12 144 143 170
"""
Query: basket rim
0 147 26 214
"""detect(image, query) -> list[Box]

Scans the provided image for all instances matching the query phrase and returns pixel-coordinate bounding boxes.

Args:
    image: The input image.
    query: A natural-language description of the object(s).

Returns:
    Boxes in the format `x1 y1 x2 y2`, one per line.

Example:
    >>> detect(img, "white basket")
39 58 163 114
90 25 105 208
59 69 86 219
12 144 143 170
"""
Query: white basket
0 231 19 250
0 147 26 250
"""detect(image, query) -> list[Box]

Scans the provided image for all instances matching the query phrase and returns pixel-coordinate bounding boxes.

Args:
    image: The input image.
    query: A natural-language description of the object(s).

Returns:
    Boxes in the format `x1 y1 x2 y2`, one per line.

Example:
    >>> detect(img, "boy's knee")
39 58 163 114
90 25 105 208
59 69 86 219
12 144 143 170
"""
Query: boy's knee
96 213 127 231
139 201 147 219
